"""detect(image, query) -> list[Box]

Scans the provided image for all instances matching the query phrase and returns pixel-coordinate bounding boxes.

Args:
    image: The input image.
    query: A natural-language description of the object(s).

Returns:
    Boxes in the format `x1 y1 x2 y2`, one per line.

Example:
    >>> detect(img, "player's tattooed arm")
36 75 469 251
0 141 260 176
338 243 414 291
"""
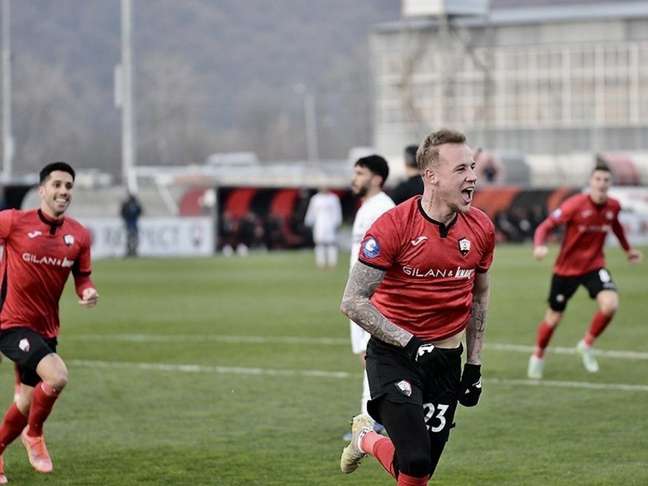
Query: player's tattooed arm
466 271 490 365
340 261 413 347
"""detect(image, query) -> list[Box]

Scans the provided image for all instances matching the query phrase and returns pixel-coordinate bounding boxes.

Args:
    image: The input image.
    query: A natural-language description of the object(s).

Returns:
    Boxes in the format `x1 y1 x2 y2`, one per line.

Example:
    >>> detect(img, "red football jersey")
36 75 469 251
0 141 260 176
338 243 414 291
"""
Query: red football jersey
0 209 94 338
534 194 630 277
358 197 495 342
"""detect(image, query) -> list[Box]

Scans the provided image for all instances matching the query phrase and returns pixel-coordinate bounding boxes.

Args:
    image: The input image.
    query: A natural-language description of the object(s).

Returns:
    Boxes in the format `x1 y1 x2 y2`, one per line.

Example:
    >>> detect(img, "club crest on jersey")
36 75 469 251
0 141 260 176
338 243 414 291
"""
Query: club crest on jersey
395 380 412 397
63 234 74 246
18 338 30 352
362 237 380 259
606 211 614 220
458 238 471 256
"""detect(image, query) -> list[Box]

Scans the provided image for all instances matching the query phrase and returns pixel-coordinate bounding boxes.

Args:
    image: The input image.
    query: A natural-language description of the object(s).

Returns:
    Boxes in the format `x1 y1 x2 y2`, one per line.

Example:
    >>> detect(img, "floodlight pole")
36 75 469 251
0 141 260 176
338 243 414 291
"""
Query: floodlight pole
294 83 319 163
304 91 319 163
120 0 137 193
2 0 13 181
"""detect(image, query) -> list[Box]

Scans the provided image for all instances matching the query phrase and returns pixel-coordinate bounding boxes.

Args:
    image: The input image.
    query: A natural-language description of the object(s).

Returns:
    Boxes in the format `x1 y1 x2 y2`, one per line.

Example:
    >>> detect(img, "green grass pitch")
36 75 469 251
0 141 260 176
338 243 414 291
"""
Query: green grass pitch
0 244 646 485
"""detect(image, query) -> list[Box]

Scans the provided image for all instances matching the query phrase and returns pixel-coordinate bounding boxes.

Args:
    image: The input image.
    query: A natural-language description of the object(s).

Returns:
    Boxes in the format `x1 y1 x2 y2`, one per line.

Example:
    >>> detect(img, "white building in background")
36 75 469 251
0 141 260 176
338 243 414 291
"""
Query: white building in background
371 1 648 159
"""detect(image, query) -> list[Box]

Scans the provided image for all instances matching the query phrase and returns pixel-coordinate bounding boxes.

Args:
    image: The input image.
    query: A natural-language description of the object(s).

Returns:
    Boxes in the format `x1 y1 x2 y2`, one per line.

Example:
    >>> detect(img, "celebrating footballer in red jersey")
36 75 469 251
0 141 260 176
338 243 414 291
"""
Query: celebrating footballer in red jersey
0 162 99 483
339 129 494 486
527 163 642 380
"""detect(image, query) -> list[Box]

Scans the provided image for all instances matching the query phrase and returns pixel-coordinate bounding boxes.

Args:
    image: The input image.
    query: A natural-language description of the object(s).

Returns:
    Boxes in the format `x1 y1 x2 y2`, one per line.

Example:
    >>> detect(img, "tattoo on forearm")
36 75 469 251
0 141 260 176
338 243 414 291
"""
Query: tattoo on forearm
340 263 412 347
466 301 487 363
466 274 490 363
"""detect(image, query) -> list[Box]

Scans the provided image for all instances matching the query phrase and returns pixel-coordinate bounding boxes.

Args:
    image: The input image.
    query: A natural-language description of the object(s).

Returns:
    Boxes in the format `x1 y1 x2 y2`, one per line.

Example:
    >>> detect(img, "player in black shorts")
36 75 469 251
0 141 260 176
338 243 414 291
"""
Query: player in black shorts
528 162 642 379
0 328 59 387
548 268 617 312
338 129 494 486
365 338 462 476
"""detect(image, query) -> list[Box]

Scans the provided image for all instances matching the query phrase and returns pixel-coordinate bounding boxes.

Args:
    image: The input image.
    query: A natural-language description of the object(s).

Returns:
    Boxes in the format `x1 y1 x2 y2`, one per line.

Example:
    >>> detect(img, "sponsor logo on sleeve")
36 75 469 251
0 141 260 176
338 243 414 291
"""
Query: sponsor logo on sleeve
362 237 381 259
552 208 562 219
18 338 30 352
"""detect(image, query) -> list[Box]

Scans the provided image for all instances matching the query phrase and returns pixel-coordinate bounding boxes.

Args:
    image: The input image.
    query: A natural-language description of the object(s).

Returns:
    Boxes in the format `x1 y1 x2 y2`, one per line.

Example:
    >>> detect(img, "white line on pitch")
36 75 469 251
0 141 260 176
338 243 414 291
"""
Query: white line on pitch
67 334 648 360
488 377 648 393
69 359 352 379
486 343 648 360
67 359 648 393
67 334 348 345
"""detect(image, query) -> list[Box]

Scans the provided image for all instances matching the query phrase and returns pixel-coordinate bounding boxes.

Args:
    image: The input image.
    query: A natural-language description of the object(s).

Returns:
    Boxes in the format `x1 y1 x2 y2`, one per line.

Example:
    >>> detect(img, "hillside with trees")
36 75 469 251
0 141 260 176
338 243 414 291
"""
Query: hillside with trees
6 0 399 175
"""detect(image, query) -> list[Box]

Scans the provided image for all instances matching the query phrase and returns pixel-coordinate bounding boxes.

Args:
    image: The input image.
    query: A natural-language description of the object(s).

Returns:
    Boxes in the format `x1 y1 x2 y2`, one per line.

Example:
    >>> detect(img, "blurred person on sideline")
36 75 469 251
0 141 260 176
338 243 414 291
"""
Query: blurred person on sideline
304 187 342 269
0 162 99 483
527 161 642 379
475 149 502 185
389 145 423 205
120 192 143 257
343 155 394 440
236 212 263 256
339 129 495 485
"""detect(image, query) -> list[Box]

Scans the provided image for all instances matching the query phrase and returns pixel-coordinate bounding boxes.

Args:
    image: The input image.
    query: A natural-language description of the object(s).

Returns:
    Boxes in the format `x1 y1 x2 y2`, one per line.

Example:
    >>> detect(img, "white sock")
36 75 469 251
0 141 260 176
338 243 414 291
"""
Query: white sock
361 370 370 416
356 428 369 454
315 245 326 268
326 245 338 267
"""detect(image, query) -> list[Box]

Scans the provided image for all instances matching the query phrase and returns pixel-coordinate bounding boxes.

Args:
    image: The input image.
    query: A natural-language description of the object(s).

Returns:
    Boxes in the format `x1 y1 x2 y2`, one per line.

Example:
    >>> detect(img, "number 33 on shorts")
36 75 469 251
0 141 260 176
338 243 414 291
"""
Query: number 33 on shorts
423 403 449 433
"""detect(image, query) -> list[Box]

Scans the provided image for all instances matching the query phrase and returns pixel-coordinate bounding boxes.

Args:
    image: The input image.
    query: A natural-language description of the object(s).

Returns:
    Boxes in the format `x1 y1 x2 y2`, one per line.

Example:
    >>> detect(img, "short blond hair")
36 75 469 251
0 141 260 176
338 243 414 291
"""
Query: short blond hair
416 129 466 171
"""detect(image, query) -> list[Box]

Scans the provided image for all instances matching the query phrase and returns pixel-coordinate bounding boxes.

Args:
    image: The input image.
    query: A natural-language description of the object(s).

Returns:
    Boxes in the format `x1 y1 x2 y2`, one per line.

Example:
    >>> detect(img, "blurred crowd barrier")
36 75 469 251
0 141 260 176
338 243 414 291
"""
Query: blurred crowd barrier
79 217 213 258
2 182 646 258
474 186 648 246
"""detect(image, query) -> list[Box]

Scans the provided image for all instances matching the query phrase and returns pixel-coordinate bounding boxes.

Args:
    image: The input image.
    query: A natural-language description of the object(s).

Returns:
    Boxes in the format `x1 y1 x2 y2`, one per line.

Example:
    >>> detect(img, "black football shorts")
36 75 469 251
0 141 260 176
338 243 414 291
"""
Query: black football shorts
0 327 58 386
365 337 462 443
548 267 617 312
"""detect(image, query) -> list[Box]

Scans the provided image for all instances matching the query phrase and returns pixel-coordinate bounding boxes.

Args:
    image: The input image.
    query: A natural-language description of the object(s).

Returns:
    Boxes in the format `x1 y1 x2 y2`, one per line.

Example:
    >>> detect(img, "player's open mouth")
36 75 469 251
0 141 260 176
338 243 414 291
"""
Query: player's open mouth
461 187 474 204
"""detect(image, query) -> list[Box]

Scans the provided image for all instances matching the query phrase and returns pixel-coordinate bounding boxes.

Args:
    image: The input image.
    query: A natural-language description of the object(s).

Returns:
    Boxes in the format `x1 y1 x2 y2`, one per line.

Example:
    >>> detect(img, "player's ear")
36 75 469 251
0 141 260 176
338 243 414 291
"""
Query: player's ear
423 167 438 185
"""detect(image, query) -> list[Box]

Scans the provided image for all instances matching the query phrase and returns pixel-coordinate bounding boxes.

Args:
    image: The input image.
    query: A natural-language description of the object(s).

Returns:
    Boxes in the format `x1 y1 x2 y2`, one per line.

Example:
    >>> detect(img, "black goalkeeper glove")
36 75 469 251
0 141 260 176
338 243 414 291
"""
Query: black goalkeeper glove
458 363 482 407
404 337 447 369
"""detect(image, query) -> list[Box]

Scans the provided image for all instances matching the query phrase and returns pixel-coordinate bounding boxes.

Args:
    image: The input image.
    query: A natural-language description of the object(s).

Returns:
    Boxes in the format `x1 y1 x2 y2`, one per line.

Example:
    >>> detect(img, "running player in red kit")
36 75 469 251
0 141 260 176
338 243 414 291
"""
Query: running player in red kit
0 162 99 483
527 162 642 379
339 129 495 485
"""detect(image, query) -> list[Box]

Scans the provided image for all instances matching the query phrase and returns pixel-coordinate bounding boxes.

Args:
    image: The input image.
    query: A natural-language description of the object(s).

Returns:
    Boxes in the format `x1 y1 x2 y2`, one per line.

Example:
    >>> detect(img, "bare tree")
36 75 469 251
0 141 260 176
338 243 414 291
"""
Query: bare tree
137 53 212 164
9 56 103 173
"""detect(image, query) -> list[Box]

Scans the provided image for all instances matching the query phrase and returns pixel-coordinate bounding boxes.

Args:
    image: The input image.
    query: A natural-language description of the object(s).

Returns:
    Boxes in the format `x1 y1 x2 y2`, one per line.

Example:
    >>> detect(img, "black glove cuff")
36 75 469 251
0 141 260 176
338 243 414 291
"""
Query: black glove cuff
463 363 482 382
